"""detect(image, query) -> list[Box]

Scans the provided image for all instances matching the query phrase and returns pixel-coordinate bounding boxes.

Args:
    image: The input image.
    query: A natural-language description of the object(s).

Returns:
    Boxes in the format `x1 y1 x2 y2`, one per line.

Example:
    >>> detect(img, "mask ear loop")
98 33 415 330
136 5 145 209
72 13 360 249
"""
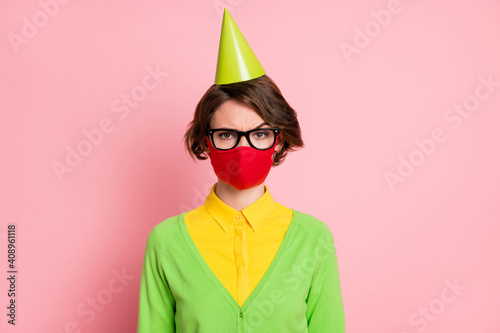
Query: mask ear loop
271 132 281 161
205 136 211 156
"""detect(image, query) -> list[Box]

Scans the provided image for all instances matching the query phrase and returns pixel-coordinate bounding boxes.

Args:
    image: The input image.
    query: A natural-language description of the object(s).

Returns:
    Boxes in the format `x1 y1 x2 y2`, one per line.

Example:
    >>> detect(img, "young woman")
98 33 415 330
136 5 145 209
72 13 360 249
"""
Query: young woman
137 9 345 333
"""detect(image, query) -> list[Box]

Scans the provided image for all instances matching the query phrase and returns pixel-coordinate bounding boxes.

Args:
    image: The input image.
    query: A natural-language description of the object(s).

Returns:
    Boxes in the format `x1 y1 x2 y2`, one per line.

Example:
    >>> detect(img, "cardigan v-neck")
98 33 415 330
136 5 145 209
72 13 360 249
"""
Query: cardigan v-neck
183 182 293 307
137 209 345 332
181 207 295 312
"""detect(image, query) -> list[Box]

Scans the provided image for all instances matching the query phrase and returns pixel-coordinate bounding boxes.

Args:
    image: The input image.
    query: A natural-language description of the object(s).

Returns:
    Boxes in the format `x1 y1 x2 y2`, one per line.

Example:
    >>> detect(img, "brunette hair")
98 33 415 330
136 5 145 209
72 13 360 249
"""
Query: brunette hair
183 75 304 167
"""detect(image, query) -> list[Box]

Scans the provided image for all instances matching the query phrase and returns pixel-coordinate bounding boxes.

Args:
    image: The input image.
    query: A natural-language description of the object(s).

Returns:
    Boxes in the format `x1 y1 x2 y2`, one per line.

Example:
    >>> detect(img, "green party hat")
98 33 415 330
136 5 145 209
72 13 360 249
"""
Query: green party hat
215 8 266 85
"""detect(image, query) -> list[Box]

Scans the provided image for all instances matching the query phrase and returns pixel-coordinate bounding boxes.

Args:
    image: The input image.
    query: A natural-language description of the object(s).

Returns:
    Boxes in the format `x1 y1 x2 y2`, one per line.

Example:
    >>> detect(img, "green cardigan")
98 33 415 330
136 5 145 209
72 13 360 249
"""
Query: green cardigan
137 209 345 332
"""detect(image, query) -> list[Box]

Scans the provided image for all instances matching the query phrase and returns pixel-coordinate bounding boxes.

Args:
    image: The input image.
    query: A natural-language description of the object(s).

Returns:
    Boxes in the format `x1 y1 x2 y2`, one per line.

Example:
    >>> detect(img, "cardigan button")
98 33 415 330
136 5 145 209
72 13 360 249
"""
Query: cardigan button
239 312 243 317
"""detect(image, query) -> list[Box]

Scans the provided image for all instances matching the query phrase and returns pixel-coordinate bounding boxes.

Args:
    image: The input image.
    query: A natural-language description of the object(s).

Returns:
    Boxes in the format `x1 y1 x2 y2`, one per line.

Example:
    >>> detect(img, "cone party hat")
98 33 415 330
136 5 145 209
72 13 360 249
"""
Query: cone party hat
215 8 266 85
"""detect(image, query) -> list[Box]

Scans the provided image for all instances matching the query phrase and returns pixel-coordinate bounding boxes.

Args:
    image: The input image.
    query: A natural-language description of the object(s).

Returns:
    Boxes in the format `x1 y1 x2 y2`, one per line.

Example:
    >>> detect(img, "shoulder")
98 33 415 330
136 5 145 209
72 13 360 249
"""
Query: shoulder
145 212 185 249
292 209 332 234
292 209 336 246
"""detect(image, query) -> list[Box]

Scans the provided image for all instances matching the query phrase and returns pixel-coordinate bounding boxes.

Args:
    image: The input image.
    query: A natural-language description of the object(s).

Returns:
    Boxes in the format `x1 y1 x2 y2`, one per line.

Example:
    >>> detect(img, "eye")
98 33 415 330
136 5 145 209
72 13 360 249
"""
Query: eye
217 131 235 139
252 130 270 139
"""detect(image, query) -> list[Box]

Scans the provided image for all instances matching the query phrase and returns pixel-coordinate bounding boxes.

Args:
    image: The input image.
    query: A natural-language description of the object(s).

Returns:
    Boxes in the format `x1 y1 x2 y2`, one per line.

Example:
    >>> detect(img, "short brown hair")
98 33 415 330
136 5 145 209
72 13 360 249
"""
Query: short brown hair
183 75 304 166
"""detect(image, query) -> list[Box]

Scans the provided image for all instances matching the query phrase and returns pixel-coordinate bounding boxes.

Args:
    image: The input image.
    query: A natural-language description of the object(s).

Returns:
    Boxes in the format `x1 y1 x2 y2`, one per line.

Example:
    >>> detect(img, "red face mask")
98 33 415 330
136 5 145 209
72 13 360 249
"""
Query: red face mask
205 134 279 191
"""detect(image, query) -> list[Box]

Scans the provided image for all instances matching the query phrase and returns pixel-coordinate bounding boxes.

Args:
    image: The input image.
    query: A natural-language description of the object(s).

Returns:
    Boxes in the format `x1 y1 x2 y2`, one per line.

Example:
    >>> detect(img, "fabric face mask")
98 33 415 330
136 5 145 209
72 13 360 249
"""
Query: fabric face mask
205 134 279 191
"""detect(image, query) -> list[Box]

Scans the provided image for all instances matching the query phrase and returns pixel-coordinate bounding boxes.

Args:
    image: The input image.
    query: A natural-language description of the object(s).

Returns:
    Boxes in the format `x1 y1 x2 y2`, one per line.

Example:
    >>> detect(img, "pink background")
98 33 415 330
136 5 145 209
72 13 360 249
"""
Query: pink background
1 0 500 332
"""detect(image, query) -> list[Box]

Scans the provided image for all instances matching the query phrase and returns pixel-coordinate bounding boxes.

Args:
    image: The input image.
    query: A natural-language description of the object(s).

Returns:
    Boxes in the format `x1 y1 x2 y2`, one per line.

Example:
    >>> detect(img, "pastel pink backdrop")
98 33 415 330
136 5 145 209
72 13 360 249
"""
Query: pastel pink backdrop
1 0 499 332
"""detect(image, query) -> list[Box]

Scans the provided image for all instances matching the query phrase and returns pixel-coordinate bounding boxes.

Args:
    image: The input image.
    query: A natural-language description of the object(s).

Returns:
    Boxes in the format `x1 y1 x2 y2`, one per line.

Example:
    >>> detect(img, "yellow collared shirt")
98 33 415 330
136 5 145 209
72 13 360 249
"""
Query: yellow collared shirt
184 183 293 306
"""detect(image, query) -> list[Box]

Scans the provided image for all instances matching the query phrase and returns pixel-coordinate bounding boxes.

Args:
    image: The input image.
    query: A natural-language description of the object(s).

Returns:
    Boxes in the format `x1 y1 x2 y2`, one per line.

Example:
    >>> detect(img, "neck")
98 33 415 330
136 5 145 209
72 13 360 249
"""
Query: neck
215 180 265 211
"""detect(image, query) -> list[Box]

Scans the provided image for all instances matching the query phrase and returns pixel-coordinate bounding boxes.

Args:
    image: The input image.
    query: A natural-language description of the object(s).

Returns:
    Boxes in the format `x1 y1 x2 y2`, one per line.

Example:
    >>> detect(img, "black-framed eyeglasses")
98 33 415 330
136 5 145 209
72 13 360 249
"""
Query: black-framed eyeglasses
206 127 281 151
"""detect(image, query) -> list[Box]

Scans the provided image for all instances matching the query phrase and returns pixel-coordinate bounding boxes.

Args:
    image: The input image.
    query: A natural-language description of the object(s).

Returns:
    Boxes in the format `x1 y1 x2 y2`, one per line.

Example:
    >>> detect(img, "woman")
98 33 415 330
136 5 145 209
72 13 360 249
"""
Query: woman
137 9 345 332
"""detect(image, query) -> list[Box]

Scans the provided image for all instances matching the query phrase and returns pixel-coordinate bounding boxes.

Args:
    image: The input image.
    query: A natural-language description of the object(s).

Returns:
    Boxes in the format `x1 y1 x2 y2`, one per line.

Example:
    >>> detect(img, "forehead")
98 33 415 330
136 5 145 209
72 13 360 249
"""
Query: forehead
210 99 267 129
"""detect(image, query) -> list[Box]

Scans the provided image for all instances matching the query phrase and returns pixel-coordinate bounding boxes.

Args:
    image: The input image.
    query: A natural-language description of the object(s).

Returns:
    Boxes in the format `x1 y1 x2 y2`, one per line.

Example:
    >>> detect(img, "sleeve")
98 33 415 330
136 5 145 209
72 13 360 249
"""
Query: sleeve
137 227 176 333
305 225 345 332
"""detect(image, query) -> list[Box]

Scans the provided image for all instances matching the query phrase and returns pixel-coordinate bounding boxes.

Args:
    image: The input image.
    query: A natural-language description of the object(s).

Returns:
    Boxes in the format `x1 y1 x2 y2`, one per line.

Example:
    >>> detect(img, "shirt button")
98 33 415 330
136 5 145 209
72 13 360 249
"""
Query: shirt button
235 214 242 220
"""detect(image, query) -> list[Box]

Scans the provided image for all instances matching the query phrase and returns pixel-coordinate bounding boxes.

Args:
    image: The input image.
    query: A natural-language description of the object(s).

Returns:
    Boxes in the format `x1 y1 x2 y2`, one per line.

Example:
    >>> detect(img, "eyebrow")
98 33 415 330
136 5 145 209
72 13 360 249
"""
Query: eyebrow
254 122 270 129
218 122 270 131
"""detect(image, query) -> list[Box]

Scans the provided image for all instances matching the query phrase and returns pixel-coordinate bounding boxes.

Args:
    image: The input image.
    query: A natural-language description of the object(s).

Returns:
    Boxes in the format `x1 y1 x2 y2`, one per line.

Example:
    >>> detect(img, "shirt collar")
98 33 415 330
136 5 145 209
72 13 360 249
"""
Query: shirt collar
204 183 276 233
